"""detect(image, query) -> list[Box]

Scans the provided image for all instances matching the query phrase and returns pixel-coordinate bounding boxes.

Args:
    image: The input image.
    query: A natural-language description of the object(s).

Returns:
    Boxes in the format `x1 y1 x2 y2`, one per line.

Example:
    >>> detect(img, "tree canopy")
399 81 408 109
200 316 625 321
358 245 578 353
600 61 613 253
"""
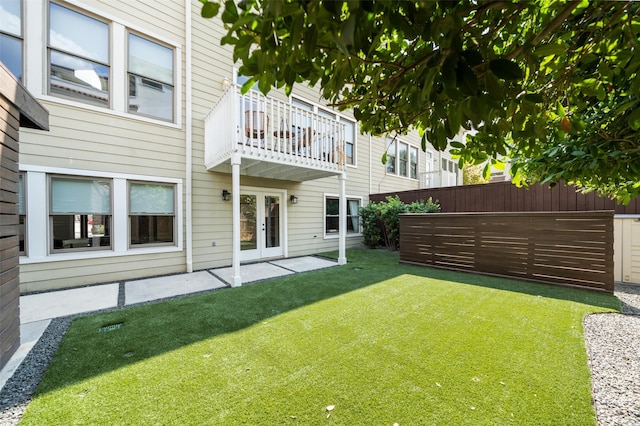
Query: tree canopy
200 0 640 202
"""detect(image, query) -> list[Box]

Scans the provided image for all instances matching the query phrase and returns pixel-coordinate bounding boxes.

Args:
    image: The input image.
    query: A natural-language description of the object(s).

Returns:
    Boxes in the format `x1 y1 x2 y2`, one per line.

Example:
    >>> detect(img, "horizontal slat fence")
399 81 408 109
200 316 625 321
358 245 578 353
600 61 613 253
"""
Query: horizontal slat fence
400 211 614 292
0 94 21 369
0 63 48 371
371 181 640 214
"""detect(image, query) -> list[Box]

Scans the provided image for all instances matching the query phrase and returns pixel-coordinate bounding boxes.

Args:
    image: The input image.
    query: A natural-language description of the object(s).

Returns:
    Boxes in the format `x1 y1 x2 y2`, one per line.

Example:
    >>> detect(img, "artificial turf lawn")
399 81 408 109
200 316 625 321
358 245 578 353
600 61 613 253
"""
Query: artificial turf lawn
21 249 619 425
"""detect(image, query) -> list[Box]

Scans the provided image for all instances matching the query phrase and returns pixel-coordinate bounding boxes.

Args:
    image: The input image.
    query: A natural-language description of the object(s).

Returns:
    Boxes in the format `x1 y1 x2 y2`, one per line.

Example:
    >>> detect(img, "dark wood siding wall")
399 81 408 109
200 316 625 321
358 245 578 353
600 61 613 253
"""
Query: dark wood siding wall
0 94 22 369
0 63 48 371
371 181 640 214
400 211 614 293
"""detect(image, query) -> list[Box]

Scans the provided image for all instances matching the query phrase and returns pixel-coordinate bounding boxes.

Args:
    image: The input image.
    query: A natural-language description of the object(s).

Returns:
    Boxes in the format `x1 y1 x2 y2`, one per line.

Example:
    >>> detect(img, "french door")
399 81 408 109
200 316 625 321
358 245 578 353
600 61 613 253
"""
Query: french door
239 189 284 261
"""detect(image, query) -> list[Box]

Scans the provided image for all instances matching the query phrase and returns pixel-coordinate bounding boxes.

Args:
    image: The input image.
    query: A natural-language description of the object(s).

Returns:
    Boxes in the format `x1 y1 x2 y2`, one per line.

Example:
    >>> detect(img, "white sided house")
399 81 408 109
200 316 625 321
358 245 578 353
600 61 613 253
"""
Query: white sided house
4 0 463 292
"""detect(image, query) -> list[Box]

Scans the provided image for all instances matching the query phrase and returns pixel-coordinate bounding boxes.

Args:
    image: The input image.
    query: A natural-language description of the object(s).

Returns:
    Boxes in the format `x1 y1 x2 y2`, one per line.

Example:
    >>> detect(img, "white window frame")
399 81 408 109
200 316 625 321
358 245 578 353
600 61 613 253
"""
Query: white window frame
126 31 176 122
410 146 419 179
233 67 260 92
23 0 181 128
48 175 113 254
47 2 111 108
0 0 24 81
323 193 363 239
19 165 182 264
386 137 419 180
128 181 177 248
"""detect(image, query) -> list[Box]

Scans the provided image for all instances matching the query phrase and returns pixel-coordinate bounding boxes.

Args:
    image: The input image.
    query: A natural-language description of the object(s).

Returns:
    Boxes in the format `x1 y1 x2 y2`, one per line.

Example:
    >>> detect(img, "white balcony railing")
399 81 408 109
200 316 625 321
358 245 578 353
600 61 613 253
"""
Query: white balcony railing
420 171 441 188
205 84 346 181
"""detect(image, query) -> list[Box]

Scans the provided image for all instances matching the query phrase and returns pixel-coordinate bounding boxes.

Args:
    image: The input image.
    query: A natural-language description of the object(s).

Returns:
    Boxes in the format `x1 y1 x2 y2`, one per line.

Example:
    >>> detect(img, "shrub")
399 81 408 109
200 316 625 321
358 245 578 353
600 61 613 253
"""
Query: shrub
360 196 440 250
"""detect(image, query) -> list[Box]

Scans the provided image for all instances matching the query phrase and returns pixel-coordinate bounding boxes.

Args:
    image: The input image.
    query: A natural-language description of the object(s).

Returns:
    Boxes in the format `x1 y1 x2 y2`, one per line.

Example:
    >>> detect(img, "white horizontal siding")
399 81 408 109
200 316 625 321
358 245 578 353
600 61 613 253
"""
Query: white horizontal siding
20 252 186 292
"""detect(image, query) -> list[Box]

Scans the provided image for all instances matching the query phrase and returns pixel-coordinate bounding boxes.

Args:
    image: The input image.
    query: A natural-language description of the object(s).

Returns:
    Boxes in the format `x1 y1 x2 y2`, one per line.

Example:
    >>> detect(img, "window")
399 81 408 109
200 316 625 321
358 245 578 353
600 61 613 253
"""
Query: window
325 196 361 235
18 173 25 254
291 96 357 165
387 138 419 179
410 147 418 179
235 72 259 92
128 33 174 121
441 159 459 186
50 176 111 252
129 182 175 246
48 2 109 107
386 139 396 174
0 0 22 81
399 143 408 176
342 118 355 165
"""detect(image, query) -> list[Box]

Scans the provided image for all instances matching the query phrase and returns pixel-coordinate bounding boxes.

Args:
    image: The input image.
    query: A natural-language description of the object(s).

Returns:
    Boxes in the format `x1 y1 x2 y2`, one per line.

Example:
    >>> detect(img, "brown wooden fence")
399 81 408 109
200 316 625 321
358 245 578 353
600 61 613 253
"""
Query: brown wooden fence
371 181 640 214
0 63 48 370
399 211 614 293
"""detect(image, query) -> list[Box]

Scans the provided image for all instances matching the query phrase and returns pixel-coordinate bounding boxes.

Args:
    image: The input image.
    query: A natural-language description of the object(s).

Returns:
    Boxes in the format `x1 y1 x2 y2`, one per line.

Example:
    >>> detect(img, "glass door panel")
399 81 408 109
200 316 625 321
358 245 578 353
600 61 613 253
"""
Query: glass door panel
239 190 284 261
263 195 281 255
240 194 257 252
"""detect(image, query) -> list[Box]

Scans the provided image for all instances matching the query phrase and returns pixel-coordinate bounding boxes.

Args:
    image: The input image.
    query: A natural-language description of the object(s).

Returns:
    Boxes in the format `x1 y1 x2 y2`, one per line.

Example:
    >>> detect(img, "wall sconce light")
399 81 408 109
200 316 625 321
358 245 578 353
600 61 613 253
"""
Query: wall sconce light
290 195 298 204
222 189 231 201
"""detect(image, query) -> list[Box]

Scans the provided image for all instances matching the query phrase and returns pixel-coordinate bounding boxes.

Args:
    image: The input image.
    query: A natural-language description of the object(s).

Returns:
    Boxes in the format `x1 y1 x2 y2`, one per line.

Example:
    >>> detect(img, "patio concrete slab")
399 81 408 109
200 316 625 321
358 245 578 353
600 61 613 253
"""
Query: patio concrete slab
270 256 338 272
20 284 119 324
125 271 227 305
211 262 294 285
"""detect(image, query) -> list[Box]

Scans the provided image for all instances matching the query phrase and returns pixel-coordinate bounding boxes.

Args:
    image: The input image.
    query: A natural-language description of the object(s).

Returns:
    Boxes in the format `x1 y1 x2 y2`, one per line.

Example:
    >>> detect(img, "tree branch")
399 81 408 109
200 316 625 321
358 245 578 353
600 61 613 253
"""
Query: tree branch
506 2 581 60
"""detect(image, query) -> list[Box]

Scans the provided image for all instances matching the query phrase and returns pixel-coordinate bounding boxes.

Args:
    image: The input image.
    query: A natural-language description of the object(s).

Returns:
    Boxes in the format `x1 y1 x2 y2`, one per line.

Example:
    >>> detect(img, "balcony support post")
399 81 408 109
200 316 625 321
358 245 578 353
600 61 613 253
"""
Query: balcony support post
338 171 347 265
231 153 242 286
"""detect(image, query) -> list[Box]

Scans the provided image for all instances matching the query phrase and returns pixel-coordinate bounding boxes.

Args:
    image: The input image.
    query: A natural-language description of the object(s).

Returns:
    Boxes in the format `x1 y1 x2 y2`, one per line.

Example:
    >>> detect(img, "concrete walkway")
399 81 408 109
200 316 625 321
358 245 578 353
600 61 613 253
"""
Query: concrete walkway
0 256 338 390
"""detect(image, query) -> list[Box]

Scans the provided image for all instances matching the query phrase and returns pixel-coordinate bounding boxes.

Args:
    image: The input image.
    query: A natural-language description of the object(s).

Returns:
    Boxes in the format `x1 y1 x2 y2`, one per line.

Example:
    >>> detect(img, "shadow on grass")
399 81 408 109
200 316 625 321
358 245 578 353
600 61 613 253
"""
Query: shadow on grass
11 248 620 408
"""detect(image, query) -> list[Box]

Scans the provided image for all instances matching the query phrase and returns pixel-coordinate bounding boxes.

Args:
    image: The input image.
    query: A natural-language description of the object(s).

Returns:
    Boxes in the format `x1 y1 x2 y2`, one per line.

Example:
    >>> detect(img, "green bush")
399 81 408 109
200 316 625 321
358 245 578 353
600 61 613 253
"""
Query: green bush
360 196 440 251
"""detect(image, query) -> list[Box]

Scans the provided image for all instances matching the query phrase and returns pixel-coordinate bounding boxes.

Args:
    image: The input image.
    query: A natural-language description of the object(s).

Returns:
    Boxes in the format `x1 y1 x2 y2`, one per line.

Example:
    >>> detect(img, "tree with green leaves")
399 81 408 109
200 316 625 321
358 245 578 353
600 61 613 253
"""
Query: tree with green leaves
200 0 639 202
463 164 491 186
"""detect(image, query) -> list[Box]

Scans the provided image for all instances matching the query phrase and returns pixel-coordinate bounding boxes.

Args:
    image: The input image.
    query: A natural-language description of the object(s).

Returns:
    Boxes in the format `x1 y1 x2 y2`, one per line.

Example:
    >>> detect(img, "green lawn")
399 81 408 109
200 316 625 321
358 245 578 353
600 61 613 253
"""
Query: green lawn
21 249 619 425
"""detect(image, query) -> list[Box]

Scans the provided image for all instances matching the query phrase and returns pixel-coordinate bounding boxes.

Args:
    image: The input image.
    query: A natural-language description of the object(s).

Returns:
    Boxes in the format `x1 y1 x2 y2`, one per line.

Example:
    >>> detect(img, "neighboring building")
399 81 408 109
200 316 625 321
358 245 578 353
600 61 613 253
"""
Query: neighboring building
4 0 462 292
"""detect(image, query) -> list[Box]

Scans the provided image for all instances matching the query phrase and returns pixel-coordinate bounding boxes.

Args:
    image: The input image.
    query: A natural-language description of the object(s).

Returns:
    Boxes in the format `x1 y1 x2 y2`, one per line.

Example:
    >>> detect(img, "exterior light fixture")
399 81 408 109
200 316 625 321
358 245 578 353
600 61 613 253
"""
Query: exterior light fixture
290 195 298 204
222 189 231 201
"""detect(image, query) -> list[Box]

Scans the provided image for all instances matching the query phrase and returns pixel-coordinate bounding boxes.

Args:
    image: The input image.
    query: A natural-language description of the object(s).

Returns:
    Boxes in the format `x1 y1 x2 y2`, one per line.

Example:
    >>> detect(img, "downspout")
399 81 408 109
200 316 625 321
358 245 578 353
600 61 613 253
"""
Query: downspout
338 172 347 265
185 0 193 272
368 134 372 195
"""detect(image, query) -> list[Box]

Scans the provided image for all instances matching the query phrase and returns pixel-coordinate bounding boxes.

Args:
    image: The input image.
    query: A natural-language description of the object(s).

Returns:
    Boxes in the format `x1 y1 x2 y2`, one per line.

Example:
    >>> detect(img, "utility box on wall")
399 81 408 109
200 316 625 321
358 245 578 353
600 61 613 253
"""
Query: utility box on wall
0 63 48 370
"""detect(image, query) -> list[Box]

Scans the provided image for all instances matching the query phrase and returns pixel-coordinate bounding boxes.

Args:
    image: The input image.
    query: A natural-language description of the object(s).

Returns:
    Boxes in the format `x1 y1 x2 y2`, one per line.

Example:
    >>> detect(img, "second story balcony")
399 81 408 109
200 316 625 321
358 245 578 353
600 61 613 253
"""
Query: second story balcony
205 85 346 182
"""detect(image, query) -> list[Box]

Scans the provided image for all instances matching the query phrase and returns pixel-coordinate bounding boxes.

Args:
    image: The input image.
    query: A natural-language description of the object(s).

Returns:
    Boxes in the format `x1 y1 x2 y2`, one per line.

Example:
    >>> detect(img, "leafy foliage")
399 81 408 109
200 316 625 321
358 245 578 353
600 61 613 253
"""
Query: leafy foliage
360 196 440 251
463 164 490 185
199 0 639 202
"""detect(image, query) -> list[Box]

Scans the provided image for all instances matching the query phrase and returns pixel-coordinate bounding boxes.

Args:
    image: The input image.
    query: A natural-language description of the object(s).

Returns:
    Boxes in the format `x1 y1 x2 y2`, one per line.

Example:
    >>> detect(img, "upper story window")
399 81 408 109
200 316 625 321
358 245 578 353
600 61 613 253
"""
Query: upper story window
0 0 23 81
410 146 418 179
291 97 357 166
235 72 259 92
442 158 459 173
341 118 355 165
386 139 396 174
426 150 434 172
48 2 109 107
128 33 174 122
386 138 419 180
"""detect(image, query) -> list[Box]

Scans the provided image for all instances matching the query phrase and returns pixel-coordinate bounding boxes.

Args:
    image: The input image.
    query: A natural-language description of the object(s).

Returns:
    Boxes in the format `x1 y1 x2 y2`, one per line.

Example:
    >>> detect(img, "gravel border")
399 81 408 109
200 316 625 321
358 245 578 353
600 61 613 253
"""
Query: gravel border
1 283 638 425
584 283 640 426
0 317 71 425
